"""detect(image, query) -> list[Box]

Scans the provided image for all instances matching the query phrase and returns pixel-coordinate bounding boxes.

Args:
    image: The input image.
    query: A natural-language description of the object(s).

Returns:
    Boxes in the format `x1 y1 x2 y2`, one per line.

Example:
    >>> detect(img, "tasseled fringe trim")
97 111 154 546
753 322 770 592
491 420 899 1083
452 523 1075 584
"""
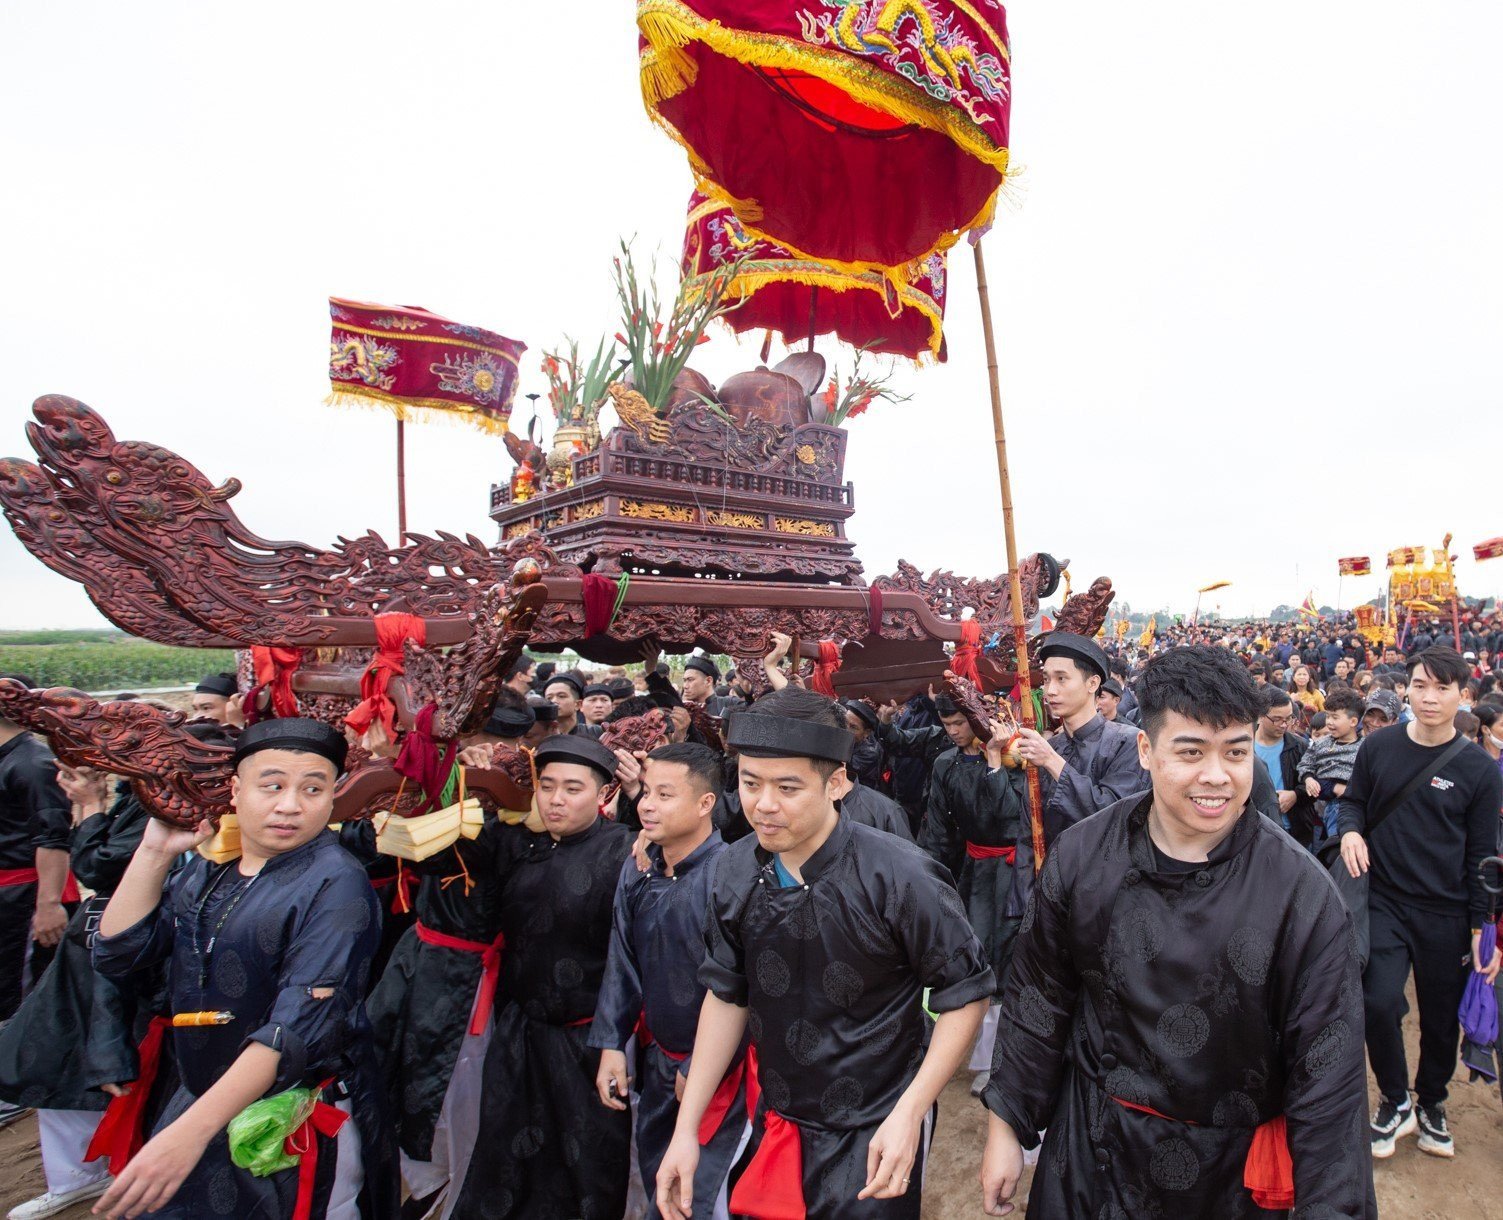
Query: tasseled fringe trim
324 388 511 436
636 0 1013 184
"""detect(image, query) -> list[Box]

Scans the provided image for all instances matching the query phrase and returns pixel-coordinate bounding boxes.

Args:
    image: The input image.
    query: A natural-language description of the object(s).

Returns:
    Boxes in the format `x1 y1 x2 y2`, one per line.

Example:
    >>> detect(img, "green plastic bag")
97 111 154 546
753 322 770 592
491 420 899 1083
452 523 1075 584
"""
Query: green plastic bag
228 1086 318 1178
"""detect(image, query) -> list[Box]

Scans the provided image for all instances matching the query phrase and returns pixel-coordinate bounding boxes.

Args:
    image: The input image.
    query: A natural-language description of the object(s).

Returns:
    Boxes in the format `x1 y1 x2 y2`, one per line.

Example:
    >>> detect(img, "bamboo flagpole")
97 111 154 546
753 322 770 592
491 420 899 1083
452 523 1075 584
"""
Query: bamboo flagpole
973 239 1046 872
396 419 408 544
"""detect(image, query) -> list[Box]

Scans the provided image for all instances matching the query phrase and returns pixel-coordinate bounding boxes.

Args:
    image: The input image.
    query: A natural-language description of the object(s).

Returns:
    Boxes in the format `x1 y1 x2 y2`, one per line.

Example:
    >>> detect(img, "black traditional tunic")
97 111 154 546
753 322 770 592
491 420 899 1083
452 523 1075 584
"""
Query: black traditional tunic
367 823 505 1163
840 782 914 842
93 831 398 1220
984 793 1376 1218
454 816 635 1220
918 750 1025 994
589 832 746 1218
1007 713 1147 917
0 791 157 1111
702 818 994 1219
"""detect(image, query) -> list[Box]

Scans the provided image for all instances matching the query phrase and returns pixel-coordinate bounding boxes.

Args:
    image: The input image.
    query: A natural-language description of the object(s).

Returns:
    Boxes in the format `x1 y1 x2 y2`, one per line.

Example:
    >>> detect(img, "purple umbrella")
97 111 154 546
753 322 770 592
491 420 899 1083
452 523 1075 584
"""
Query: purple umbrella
1460 920 1497 1084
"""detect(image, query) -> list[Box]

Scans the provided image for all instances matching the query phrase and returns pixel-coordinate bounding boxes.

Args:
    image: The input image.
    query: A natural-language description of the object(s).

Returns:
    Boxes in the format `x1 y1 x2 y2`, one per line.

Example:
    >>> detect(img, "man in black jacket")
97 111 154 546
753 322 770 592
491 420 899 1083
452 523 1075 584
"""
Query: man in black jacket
1338 646 1503 1160
982 646 1374 1218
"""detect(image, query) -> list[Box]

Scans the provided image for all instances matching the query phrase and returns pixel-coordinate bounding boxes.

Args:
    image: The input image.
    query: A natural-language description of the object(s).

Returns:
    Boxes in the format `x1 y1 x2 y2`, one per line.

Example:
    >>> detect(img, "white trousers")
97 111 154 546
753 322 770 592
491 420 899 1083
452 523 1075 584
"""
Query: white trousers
36 1109 109 1196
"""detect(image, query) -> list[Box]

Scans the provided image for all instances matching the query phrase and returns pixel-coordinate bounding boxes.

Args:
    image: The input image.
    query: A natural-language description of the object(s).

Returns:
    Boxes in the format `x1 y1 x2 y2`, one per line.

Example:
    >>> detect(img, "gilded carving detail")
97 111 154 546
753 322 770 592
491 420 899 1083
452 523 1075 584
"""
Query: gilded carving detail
571 500 605 522
774 517 836 537
705 508 764 530
621 500 697 524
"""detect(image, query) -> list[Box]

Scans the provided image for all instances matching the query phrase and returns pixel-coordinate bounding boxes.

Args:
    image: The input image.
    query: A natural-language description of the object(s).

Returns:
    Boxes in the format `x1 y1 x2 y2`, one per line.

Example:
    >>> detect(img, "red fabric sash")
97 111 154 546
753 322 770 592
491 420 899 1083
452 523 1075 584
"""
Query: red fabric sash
643 1024 749 1146
394 705 458 816
1244 1114 1294 1210
809 640 842 699
1111 1096 1292 1209
867 586 884 637
84 1015 170 1175
343 613 425 739
729 1099 805 1220
965 842 1016 863
0 868 78 901
413 922 505 1037
250 645 303 719
951 620 983 687
283 1079 348 1220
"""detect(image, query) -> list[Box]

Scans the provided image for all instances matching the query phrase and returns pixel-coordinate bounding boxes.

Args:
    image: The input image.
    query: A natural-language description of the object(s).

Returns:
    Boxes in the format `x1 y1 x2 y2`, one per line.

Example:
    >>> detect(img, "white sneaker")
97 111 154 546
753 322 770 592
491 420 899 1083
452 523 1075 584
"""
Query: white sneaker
7 1178 111 1220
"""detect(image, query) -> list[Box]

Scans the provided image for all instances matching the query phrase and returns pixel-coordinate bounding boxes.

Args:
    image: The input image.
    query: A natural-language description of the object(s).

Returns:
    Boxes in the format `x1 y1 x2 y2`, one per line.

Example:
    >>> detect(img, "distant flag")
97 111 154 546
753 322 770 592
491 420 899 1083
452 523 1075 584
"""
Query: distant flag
1139 616 1157 648
1338 556 1372 576
1298 591 1320 620
1474 537 1503 562
326 298 525 435
1115 620 1130 641
1038 613 1055 633
1386 546 1425 568
1197 580 1233 594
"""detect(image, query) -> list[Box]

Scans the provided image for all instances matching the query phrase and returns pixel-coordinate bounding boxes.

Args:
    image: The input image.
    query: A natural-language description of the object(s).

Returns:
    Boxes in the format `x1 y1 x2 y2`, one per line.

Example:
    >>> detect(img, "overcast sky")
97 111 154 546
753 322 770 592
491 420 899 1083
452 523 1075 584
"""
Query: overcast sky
1 2 1498 630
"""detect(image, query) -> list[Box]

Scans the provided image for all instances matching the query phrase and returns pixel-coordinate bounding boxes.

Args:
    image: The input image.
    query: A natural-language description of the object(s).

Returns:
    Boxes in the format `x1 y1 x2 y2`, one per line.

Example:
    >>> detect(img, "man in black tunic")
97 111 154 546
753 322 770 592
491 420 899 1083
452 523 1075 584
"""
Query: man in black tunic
657 687 993 1219
453 734 635 1220
591 743 747 1218
981 646 1375 1218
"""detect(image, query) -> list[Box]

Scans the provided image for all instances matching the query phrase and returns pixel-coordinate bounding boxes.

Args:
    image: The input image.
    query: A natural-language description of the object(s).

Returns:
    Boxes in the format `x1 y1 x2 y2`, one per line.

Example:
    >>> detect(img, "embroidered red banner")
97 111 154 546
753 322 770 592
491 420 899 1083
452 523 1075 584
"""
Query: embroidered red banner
327 298 525 435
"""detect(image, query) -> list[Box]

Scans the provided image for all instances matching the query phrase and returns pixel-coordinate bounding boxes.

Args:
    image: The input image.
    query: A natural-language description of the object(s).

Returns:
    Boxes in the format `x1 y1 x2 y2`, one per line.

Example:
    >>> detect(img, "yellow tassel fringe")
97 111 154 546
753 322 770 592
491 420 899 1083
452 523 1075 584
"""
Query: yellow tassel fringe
324 389 510 436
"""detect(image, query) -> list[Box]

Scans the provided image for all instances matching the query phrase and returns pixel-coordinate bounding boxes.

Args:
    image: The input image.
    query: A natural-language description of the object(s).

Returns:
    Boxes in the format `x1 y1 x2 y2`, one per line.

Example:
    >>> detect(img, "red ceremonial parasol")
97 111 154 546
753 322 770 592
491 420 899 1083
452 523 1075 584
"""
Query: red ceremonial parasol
639 0 1011 273
639 0 1053 870
682 191 948 362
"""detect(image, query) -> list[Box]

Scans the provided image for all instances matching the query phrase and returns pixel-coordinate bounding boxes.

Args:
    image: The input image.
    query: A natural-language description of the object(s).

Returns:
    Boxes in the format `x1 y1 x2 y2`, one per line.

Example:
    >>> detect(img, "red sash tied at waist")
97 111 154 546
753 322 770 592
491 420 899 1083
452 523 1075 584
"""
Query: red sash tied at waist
642 1021 749 1146
0 867 79 901
413 922 505 1037
84 1015 171 1175
726 1044 807 1218
285 1078 348 1220
965 842 1016 863
1111 1096 1292 1210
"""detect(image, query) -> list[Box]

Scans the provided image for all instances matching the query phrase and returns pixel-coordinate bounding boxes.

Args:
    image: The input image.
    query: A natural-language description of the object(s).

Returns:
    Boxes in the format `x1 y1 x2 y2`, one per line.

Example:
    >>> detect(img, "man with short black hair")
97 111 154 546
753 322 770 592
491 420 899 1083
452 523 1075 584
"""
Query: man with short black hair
657 688 992 1218
1254 686 1314 843
592 743 745 1219
503 655 536 695
982 647 1374 1218
1338 645 1503 1159
545 671 601 739
681 657 719 705
581 683 615 727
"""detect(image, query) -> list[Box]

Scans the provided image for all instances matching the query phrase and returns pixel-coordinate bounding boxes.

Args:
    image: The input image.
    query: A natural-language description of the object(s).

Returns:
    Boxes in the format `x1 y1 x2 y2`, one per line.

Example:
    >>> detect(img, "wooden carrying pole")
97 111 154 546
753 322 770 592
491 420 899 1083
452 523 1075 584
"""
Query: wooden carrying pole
396 418 409 543
973 240 1047 873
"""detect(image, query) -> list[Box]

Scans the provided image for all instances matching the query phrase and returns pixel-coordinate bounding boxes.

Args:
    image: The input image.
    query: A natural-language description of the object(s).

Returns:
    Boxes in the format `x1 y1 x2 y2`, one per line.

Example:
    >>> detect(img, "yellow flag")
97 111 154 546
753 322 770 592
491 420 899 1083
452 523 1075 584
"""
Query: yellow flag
1139 616 1157 648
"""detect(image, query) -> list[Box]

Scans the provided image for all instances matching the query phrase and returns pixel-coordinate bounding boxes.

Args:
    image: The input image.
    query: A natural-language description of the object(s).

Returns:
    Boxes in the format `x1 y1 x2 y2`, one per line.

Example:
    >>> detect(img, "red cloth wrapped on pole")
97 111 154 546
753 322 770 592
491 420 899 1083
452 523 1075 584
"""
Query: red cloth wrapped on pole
682 191 947 361
326 298 525 436
639 0 1011 275
581 573 620 637
951 619 983 687
809 640 842 698
344 613 425 741
250 645 302 719
84 1016 171 1175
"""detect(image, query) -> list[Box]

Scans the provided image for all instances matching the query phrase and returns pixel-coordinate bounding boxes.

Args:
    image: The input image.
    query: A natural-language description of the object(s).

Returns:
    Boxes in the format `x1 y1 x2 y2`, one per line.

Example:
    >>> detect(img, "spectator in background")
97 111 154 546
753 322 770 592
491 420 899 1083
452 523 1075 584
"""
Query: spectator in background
1308 711 1329 740
1290 664 1325 714
1254 686 1315 843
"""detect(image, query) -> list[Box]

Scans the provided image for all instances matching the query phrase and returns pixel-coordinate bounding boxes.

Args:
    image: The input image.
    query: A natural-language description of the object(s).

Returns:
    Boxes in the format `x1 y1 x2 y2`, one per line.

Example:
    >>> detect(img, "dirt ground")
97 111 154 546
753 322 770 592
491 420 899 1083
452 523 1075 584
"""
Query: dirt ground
1 984 1499 1219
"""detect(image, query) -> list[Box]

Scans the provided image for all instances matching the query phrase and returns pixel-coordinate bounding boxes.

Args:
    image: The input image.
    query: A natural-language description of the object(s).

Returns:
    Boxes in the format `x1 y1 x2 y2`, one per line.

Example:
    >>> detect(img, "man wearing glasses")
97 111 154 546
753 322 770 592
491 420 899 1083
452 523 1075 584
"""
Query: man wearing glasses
1254 686 1317 844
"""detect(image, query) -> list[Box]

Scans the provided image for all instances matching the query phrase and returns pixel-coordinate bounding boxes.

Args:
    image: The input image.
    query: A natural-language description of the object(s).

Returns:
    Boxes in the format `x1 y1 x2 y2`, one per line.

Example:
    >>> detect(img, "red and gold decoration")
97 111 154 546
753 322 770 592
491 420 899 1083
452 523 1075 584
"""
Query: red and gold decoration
638 0 1012 273
1474 537 1503 562
1386 545 1425 568
1337 556 1371 576
682 191 948 361
326 298 525 436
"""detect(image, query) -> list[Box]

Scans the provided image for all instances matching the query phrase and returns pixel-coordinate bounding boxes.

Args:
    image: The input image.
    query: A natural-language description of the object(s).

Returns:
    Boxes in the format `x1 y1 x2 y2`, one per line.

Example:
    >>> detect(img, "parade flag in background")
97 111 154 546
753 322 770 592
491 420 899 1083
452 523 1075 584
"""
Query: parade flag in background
1386 546 1425 568
1338 556 1372 576
1139 616 1157 648
326 298 525 435
1197 580 1232 594
1474 537 1503 562
1298 592 1320 620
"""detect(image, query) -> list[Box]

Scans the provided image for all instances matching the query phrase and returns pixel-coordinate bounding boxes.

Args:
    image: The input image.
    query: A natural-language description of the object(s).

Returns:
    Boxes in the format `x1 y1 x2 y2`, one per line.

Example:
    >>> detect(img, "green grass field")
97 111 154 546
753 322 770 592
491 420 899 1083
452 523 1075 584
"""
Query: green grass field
0 633 235 691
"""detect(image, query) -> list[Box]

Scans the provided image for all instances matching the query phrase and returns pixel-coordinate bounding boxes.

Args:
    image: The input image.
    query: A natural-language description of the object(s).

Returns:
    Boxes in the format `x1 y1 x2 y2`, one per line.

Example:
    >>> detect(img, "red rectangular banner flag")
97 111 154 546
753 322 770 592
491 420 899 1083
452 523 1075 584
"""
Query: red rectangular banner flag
326 298 525 435
1386 546 1424 568
1475 537 1503 562
1337 556 1371 576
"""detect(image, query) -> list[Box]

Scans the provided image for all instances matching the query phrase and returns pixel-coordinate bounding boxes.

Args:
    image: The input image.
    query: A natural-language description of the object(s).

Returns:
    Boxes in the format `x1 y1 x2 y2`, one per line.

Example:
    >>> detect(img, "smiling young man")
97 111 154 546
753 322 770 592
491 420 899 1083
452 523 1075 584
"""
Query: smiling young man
655 687 992 1220
454 734 636 1220
91 718 394 1220
591 743 747 1220
981 646 1374 1218
1337 645 1503 1160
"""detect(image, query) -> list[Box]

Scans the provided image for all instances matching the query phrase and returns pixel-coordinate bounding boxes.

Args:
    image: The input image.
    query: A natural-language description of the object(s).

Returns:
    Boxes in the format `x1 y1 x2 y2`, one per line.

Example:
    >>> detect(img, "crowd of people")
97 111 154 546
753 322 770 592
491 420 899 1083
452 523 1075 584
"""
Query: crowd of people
0 606 1497 1219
